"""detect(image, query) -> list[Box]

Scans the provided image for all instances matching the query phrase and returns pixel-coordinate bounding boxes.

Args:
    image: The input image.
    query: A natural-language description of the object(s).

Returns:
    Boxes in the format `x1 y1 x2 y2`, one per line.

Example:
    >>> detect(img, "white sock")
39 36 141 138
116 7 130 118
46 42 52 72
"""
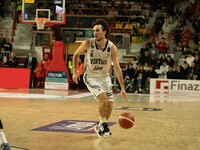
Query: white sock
0 131 8 144
99 117 106 124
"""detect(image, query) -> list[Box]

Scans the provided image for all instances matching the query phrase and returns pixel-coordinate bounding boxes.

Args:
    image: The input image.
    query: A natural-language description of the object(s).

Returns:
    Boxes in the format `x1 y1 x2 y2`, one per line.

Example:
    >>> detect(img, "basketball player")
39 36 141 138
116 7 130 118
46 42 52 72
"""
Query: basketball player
0 119 11 150
72 19 128 138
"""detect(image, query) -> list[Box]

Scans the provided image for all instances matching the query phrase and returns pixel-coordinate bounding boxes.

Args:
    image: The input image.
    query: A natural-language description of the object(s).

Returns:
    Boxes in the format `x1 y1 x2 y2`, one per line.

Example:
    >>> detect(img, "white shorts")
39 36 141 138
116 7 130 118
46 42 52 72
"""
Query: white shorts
83 74 113 101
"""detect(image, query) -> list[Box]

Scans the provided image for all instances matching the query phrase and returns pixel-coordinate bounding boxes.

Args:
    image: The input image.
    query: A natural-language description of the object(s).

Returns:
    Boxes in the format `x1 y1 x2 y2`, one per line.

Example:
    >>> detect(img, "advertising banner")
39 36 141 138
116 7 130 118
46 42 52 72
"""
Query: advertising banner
45 71 68 90
150 79 200 96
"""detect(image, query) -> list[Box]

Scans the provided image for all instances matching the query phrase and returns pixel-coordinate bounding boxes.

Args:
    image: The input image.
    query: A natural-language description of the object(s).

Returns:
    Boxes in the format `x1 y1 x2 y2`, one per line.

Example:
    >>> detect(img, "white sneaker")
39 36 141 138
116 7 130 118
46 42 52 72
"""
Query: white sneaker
94 122 112 138
0 143 11 150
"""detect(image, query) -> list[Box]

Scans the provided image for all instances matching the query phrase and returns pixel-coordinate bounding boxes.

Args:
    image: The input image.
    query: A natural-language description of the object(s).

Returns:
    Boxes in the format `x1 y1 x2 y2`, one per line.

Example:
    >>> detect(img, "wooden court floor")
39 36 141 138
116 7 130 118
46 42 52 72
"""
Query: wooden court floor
0 88 200 150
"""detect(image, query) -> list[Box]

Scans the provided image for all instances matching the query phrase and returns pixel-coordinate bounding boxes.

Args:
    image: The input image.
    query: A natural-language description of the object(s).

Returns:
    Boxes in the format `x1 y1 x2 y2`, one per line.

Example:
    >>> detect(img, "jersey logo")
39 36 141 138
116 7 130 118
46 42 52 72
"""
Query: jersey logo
93 66 103 71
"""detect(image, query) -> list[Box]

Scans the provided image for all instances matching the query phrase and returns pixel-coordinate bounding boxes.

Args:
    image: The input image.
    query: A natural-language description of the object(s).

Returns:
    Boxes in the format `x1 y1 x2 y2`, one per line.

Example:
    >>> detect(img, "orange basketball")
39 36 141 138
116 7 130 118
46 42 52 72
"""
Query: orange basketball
118 112 135 129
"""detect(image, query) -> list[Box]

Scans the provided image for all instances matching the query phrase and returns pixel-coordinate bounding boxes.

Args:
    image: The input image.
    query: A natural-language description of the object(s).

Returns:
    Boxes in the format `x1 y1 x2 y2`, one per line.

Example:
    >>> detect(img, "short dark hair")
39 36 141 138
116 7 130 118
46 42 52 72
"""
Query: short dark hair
92 19 109 36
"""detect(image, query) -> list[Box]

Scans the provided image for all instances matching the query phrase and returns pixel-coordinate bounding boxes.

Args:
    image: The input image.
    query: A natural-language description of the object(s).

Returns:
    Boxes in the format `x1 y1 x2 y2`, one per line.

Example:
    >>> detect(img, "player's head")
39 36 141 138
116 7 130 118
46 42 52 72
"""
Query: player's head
92 19 109 40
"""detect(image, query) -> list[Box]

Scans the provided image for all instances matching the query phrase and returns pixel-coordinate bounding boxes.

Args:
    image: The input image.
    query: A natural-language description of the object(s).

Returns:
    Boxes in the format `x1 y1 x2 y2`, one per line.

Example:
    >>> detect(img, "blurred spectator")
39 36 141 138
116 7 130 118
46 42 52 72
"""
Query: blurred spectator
139 43 149 59
24 51 38 88
143 62 149 72
6 52 19 68
160 61 169 75
174 66 185 79
124 20 134 36
2 38 13 53
188 72 195 80
186 52 195 66
138 50 151 65
0 33 6 50
151 15 165 40
35 53 51 87
146 65 158 78
41 54 51 75
174 46 183 61
166 55 175 67
181 36 189 51
175 15 187 29
158 53 167 67
124 76 135 93
172 2 182 23
193 54 200 69
192 20 200 42
124 63 135 80
139 24 147 41
134 65 147 93
7 52 19 68
168 38 177 54
178 53 186 66
142 77 150 94
115 20 123 28
157 37 168 54
188 39 197 53
167 66 175 79
188 62 199 80
184 1 196 21
181 25 192 39
149 55 159 69
173 61 179 69
148 42 159 59
135 72 142 93
180 61 190 79
132 24 143 42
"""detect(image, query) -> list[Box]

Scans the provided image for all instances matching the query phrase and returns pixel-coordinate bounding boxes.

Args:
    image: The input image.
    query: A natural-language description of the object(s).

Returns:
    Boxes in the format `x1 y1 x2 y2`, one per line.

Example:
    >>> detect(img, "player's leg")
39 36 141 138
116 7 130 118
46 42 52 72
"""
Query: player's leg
106 101 113 120
95 93 112 138
83 75 112 138
101 75 114 121
95 76 114 138
97 93 113 120
0 119 11 150
98 92 109 119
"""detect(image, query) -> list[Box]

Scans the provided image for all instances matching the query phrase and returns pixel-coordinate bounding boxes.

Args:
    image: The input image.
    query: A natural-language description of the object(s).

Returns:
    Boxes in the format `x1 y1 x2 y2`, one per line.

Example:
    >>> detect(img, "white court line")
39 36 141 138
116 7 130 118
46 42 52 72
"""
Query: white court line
63 92 92 98
0 92 62 99
0 92 92 99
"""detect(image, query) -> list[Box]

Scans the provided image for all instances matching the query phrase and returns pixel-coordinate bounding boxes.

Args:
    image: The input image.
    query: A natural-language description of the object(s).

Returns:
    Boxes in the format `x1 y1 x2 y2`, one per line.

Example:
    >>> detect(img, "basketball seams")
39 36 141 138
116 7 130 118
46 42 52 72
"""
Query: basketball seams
118 116 135 124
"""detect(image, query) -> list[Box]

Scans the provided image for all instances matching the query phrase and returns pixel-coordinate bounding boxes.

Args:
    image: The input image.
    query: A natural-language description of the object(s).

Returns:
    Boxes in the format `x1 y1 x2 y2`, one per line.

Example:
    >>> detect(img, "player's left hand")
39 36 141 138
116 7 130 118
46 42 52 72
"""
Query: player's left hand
120 88 128 102
72 73 79 84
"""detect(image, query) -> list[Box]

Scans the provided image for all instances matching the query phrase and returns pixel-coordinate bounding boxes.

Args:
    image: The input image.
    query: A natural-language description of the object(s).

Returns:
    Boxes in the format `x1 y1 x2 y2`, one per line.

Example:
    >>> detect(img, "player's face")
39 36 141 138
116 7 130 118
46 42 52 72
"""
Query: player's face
93 25 106 41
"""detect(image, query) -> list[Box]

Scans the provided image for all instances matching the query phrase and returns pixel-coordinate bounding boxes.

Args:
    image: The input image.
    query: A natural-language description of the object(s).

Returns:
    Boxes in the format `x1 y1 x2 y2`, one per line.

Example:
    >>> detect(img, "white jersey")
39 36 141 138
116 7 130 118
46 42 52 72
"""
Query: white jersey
84 38 113 77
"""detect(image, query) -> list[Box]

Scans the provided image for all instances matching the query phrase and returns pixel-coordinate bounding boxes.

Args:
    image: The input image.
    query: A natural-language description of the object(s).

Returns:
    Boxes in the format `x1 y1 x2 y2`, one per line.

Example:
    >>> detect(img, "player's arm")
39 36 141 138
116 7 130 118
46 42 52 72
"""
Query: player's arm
72 40 89 84
111 44 128 102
